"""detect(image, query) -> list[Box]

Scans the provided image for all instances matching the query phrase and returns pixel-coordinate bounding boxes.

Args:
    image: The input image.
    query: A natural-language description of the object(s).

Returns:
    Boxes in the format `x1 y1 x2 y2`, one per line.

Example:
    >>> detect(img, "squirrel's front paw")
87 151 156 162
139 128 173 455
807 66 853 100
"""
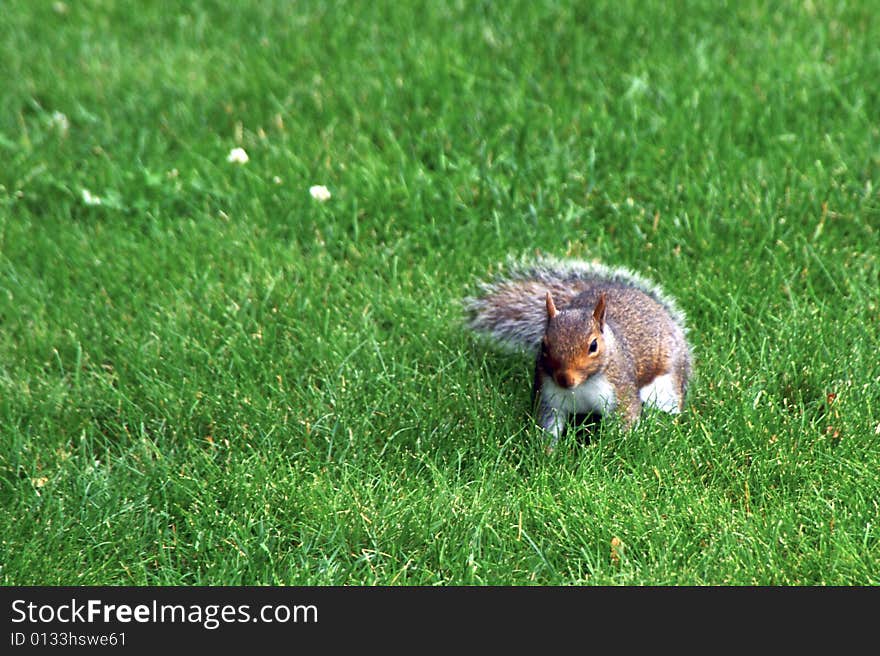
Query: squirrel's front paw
539 420 564 452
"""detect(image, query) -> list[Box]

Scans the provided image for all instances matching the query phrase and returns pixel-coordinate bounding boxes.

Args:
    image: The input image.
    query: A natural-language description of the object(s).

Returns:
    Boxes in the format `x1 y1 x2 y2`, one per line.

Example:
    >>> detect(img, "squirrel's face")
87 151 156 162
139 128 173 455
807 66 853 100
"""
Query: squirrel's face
540 310 605 389
540 291 607 389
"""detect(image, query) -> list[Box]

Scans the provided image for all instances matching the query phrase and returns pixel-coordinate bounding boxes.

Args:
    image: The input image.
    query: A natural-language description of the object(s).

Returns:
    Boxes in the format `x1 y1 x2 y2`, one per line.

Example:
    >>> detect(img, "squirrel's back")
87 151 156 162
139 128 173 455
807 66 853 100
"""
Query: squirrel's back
465 257 689 356
564 283 689 389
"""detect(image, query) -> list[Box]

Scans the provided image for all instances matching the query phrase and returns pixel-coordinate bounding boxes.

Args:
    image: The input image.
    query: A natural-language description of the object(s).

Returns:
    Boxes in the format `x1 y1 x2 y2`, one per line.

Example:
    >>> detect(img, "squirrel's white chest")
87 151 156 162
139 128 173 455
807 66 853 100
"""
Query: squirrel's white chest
541 374 618 415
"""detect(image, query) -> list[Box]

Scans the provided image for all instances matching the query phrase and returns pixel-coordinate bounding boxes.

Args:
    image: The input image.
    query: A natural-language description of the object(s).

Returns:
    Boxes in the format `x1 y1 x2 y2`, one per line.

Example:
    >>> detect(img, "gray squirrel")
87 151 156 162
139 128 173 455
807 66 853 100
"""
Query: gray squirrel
465 257 694 445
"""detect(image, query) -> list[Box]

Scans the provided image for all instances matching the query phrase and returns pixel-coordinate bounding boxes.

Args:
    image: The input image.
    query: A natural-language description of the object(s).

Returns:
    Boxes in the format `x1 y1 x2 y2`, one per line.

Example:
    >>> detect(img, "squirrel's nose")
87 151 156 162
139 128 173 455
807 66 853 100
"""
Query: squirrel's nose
556 371 577 389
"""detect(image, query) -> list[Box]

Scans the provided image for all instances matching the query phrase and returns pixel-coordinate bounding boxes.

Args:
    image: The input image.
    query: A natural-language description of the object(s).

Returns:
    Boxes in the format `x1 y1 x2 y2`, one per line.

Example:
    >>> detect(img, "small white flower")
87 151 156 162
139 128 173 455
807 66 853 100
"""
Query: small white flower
81 189 102 206
309 185 331 202
227 147 249 164
49 111 70 136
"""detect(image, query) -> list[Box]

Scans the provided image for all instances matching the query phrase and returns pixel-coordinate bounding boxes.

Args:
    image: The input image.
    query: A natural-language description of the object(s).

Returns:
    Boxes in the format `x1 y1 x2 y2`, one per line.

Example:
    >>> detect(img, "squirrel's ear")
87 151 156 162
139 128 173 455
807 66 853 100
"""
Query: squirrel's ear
545 291 557 319
593 292 607 330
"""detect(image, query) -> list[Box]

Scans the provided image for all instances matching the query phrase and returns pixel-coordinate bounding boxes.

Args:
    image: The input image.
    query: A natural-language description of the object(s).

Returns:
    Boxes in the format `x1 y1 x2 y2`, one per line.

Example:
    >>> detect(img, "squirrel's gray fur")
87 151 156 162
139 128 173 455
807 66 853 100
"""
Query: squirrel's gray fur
464 256 689 353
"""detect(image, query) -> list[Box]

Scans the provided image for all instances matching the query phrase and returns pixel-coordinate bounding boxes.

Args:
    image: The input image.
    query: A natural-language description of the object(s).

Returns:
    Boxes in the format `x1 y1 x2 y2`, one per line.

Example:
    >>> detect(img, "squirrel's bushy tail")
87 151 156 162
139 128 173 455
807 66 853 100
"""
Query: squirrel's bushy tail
464 256 688 354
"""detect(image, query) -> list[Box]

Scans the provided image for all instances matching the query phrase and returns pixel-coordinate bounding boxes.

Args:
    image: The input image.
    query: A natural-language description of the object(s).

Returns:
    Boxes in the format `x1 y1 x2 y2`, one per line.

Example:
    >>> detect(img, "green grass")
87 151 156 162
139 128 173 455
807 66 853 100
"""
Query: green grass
1 0 878 585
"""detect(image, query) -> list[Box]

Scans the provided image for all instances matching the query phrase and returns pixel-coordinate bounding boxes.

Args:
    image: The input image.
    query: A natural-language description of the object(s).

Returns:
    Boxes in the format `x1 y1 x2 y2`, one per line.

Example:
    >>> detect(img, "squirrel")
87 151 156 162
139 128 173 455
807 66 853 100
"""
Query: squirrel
464 257 693 446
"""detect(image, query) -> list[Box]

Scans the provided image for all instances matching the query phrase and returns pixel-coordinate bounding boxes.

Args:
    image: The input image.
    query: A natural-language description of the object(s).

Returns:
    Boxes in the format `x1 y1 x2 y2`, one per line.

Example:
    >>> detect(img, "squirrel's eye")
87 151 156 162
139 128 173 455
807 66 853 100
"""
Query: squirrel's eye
589 339 598 353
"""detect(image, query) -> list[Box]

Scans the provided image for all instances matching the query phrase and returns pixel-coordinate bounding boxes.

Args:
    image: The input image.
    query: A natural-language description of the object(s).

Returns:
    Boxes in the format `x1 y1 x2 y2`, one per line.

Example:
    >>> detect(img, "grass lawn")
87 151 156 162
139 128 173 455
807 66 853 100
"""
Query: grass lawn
1 0 878 585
